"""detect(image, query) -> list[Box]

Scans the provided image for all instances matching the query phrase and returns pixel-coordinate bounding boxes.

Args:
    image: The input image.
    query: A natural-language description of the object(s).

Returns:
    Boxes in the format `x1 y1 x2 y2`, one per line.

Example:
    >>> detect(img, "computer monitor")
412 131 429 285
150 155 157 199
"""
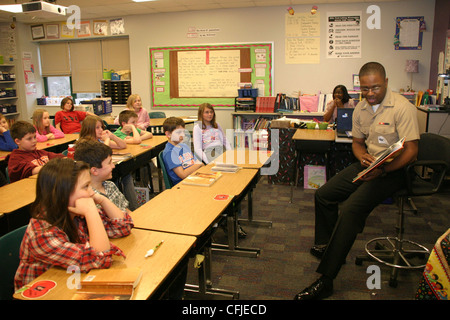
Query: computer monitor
336 108 354 137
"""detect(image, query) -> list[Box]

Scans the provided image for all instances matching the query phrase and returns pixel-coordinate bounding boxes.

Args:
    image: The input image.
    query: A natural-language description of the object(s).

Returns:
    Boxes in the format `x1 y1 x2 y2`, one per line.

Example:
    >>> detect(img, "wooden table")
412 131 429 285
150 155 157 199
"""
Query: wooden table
36 133 79 152
0 178 36 217
177 165 262 260
209 149 274 228
131 187 232 236
13 228 196 300
213 148 274 169
131 187 239 299
291 128 336 202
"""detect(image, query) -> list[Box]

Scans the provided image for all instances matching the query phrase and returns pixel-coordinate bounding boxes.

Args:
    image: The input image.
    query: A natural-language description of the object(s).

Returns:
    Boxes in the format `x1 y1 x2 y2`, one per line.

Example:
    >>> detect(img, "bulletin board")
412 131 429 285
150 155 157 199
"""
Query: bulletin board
149 43 273 108
394 16 424 50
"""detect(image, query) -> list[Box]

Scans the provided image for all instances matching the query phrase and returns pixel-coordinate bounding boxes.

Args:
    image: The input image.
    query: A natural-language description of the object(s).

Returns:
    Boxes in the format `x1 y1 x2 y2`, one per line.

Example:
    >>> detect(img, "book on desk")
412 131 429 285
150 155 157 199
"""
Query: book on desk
182 171 222 187
211 163 241 173
73 267 143 300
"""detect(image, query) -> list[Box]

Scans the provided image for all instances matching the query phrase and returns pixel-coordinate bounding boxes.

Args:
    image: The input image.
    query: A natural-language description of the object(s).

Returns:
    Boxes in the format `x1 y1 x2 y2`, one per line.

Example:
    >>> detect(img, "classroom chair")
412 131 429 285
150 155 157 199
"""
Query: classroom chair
0 225 27 300
355 133 450 287
157 151 174 190
149 111 166 119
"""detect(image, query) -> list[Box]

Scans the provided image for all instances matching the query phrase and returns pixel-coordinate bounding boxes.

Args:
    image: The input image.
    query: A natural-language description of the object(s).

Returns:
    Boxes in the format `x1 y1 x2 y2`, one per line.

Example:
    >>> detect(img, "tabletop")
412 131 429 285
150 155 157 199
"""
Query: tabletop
0 177 36 215
112 135 168 158
0 134 79 161
213 149 274 169
13 228 196 300
177 164 259 197
292 128 335 141
131 187 232 236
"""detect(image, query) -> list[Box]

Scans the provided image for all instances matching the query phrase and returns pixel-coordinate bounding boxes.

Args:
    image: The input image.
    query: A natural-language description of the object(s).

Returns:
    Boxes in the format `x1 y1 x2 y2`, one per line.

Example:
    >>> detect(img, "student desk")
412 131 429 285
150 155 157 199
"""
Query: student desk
214 148 275 169
131 187 238 299
177 165 261 259
211 148 274 227
0 177 36 236
36 133 79 153
13 228 196 300
112 135 168 191
0 177 36 227
291 128 336 203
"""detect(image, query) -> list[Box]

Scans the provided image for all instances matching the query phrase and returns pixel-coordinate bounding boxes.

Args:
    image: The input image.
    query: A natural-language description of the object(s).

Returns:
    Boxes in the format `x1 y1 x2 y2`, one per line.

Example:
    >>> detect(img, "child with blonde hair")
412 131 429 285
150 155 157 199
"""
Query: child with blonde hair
114 94 150 130
32 109 64 142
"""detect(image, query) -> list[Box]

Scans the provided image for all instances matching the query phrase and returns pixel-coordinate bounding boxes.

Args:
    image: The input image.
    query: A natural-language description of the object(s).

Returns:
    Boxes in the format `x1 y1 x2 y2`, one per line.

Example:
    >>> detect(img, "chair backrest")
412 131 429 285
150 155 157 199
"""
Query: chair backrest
149 112 166 119
406 133 450 196
418 133 450 171
158 151 174 189
0 225 28 300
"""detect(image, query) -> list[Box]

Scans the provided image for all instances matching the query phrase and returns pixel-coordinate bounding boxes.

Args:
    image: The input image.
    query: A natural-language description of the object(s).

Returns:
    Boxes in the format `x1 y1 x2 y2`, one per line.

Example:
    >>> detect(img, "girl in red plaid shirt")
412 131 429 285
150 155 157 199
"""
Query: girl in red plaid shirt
14 158 134 290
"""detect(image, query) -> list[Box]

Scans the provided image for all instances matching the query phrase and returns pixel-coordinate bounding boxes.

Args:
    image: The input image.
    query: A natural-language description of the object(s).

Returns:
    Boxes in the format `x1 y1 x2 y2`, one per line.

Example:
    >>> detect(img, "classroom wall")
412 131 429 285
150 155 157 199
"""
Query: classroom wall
13 0 436 130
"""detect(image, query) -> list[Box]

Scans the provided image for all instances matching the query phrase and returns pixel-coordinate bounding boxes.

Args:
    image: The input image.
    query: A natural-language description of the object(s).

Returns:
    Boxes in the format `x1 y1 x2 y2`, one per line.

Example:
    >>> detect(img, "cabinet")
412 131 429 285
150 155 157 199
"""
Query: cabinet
0 64 19 125
101 80 131 105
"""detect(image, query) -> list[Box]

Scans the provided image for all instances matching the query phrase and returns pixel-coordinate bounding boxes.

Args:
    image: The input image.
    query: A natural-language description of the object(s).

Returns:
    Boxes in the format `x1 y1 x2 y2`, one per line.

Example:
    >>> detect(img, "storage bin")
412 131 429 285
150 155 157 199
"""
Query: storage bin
238 88 258 98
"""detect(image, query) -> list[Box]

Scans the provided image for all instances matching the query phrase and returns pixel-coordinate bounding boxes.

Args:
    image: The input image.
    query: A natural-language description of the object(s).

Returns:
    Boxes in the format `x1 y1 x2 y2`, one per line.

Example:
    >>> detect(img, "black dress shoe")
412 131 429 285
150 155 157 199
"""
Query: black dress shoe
294 277 333 300
310 245 327 259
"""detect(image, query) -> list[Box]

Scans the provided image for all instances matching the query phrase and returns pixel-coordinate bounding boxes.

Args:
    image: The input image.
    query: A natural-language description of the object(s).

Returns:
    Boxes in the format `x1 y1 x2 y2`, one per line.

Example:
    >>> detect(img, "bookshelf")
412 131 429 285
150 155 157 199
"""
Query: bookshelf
0 64 19 126
232 112 281 149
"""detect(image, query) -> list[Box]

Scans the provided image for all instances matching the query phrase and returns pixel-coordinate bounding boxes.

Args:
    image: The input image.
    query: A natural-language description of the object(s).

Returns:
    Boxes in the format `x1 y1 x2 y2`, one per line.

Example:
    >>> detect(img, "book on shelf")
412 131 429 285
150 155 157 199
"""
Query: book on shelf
73 267 143 300
352 137 406 183
212 163 241 172
182 171 223 187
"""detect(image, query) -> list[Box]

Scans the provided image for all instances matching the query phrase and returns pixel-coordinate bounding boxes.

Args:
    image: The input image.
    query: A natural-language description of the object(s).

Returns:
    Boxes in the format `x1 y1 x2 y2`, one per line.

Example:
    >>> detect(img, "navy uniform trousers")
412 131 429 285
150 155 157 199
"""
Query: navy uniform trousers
314 162 406 279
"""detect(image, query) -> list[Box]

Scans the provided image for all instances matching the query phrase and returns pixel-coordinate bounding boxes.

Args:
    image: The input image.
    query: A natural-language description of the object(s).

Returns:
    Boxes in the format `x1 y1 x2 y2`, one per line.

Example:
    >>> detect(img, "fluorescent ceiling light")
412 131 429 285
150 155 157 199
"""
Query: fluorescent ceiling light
132 0 158 2
0 4 23 13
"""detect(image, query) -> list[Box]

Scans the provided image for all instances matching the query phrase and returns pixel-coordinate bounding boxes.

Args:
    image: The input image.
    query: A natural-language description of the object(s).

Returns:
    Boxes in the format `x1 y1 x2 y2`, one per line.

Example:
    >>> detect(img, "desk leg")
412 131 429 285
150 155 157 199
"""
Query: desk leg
290 149 301 203
212 203 260 258
238 188 272 228
184 242 239 300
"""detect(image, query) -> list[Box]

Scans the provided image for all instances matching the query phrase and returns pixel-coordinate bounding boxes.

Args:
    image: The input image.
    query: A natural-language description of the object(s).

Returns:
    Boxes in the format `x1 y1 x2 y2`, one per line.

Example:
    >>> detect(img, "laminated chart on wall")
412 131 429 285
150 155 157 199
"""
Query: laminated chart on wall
149 43 273 108
326 11 362 59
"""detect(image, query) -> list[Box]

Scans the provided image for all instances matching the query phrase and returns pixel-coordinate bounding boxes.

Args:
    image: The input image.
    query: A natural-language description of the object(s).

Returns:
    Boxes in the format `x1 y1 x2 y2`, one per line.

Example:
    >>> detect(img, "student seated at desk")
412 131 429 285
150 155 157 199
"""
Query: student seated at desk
162 117 204 185
6 121 64 183
32 109 64 142
0 113 17 151
78 115 126 149
114 110 153 143
14 158 133 290
74 140 131 214
323 85 356 123
114 94 150 131
193 103 231 164
54 96 95 134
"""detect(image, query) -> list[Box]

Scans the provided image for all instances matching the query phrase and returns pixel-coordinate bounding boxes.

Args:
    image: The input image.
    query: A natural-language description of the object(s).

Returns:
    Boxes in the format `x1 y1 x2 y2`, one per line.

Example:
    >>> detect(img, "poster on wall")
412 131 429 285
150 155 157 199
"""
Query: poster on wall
285 12 320 64
326 12 362 58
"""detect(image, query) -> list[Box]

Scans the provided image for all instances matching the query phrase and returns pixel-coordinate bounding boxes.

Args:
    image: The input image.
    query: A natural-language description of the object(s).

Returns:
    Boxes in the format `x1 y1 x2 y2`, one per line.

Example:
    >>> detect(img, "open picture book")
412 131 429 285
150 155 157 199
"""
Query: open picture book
352 136 406 183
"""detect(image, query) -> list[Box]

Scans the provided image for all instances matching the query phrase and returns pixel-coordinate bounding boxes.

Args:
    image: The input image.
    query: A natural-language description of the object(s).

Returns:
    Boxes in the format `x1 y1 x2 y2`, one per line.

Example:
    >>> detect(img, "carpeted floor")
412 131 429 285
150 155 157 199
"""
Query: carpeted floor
184 176 450 300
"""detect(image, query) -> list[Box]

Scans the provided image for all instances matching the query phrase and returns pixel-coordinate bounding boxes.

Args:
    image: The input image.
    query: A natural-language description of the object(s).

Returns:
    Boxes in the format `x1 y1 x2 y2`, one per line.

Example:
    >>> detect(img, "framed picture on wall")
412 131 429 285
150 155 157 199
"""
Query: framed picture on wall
31 24 45 40
46 24 60 39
